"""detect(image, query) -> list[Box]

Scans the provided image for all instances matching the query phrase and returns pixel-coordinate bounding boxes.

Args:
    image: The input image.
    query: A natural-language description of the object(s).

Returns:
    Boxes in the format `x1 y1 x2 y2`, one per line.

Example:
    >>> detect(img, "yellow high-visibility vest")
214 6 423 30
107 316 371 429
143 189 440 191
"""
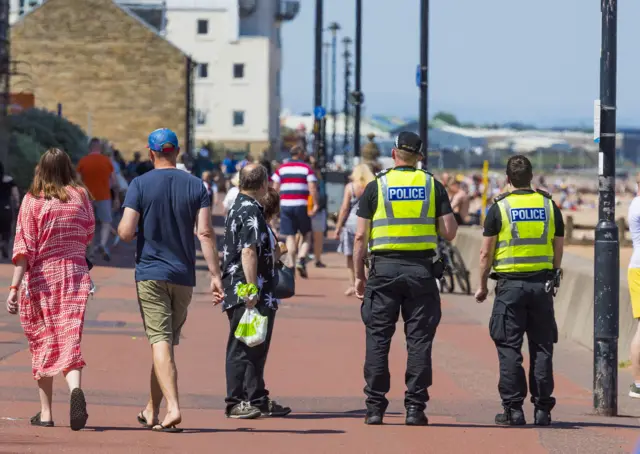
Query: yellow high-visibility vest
493 191 555 273
370 168 437 252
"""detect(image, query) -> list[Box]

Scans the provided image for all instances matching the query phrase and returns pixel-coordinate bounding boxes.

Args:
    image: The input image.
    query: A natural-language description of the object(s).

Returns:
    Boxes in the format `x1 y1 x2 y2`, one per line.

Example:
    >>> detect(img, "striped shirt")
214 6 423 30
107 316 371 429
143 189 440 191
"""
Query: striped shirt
271 160 317 207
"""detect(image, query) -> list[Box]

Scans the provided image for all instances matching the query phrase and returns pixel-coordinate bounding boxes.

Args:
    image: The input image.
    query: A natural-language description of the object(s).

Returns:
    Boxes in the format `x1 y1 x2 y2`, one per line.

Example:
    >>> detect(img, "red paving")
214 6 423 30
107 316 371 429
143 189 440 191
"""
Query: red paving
0 235 639 453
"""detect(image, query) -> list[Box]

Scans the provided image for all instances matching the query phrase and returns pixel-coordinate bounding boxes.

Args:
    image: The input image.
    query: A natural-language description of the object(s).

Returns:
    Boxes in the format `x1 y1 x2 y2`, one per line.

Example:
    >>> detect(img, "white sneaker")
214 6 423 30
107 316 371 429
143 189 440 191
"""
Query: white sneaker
630 383 640 398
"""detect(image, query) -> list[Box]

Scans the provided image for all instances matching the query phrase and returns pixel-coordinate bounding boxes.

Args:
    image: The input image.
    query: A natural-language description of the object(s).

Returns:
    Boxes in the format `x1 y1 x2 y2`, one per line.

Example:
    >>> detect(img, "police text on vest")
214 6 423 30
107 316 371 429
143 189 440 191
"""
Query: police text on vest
387 186 426 201
510 208 547 222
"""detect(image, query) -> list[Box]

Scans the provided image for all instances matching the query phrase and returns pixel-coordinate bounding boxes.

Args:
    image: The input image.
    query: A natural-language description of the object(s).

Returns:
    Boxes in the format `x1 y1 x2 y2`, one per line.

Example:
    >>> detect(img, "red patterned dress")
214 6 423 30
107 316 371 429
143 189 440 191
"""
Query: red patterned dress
13 188 95 380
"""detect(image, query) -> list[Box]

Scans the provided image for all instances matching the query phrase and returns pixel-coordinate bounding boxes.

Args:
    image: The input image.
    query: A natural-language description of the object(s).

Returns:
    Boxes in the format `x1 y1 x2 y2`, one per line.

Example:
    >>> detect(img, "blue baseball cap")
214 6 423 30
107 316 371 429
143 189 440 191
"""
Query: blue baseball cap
148 128 179 152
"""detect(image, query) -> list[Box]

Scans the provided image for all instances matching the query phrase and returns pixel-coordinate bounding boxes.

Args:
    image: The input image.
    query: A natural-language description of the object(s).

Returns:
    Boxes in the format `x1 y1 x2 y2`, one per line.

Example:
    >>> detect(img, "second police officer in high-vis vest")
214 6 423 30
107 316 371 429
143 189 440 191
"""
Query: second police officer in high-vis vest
353 131 458 426
475 155 565 427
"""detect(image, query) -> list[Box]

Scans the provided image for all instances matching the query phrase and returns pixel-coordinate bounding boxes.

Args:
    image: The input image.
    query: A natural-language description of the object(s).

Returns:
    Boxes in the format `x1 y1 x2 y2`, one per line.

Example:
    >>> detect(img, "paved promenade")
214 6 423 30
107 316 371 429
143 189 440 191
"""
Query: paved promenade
0 223 639 453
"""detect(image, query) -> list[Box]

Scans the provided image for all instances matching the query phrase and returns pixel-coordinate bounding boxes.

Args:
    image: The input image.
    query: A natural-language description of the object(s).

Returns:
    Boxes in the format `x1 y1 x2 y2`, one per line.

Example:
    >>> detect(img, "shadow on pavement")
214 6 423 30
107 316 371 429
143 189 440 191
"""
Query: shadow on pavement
87 426 345 435
285 410 403 420
424 420 640 430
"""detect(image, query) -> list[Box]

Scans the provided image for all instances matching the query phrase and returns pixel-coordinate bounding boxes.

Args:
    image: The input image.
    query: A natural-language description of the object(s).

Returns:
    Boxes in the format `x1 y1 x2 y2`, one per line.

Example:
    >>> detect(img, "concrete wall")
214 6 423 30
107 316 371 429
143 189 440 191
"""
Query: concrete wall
453 227 636 360
11 0 189 159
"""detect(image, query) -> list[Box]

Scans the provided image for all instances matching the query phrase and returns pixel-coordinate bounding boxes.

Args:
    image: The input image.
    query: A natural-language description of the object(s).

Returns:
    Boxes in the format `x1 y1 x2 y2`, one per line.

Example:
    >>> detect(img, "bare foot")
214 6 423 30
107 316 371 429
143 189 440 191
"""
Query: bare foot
140 408 159 427
158 410 182 429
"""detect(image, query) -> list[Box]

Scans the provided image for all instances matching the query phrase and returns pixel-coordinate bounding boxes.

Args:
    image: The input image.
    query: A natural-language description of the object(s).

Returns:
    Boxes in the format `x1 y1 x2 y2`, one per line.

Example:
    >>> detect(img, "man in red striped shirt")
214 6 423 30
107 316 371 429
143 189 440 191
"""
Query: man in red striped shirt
271 146 319 277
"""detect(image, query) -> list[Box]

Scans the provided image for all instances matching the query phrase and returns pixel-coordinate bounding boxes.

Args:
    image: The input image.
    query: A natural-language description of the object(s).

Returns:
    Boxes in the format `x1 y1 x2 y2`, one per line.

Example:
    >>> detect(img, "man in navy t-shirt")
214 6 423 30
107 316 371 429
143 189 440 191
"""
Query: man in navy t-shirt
118 128 223 432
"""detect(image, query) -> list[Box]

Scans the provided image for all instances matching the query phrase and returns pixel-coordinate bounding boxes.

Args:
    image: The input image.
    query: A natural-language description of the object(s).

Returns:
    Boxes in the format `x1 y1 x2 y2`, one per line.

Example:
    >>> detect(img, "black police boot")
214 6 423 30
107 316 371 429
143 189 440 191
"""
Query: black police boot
495 408 526 426
364 411 383 425
405 406 429 426
534 409 551 426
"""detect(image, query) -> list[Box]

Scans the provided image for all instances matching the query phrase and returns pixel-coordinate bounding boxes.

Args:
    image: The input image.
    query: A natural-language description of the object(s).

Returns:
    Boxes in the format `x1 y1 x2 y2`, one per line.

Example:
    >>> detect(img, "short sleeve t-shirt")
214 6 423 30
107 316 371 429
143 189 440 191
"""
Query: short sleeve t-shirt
123 168 210 287
271 159 317 207
482 189 564 280
77 153 114 201
356 167 452 258
482 190 564 237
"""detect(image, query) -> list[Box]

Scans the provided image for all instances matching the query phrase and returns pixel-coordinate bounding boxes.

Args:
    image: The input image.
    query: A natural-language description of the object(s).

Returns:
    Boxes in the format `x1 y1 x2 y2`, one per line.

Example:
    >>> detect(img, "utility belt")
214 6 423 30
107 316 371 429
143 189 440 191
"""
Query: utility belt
489 268 563 295
365 253 443 279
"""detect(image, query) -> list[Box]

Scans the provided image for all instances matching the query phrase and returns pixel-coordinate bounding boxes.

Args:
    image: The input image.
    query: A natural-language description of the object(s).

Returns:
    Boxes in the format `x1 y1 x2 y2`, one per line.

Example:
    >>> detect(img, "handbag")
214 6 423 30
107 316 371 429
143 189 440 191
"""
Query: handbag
274 261 295 299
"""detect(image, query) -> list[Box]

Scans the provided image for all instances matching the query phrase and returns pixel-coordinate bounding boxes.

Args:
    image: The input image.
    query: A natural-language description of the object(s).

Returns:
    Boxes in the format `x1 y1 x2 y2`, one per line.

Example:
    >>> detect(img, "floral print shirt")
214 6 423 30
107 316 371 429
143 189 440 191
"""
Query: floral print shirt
221 192 278 311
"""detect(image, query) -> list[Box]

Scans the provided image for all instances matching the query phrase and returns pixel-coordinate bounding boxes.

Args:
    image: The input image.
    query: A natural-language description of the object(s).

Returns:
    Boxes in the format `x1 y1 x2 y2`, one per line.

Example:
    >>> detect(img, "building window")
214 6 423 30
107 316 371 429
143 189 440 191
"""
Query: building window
198 63 208 78
233 63 245 79
197 19 208 35
197 109 207 125
233 111 245 127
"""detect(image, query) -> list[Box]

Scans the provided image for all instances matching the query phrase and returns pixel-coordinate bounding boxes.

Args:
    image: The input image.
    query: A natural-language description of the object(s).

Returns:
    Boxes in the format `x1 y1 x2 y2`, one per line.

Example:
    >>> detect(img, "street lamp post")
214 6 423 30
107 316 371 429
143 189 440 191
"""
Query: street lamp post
328 22 340 162
313 0 326 170
593 0 619 417
342 37 352 165
419 0 429 168
323 42 330 107
353 0 363 158
0 0 10 167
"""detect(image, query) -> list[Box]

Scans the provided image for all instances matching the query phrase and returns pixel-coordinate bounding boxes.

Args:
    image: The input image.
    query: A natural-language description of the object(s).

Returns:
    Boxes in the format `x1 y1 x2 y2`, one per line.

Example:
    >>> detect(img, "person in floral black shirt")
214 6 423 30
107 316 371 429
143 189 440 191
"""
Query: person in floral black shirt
220 163 291 419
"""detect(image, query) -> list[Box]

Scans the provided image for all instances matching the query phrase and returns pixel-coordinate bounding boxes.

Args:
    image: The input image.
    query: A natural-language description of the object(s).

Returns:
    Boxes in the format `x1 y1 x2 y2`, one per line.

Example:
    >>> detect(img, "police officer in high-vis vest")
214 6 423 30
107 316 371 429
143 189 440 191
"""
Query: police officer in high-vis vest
475 155 564 427
353 131 458 426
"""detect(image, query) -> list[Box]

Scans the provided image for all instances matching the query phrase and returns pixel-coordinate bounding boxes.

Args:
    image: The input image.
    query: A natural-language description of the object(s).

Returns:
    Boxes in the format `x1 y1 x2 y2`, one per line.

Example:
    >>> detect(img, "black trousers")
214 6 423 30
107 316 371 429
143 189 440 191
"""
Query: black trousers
489 279 558 412
361 256 442 413
225 304 276 412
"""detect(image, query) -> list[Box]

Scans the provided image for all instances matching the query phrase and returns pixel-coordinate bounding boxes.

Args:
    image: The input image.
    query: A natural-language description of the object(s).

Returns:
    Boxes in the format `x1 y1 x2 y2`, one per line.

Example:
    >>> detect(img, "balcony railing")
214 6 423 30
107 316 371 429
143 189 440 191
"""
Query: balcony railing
276 1 300 22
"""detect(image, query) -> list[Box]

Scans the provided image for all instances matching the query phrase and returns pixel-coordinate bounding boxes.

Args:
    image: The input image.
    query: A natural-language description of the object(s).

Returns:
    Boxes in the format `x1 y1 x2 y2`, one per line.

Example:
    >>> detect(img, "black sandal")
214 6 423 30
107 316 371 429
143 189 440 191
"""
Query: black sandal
137 411 154 428
30 412 54 427
69 388 88 431
151 423 183 433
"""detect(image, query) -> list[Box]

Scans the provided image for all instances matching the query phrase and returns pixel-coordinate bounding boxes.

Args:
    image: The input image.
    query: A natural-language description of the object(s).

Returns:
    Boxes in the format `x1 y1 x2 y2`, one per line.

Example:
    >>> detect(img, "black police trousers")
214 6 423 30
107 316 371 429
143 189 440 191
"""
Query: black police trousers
489 279 558 412
361 256 442 413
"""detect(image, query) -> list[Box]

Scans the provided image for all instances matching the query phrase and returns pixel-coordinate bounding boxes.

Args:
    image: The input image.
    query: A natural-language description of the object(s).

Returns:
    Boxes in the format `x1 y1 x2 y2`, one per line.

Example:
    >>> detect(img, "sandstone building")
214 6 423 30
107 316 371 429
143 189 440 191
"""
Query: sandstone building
11 0 195 159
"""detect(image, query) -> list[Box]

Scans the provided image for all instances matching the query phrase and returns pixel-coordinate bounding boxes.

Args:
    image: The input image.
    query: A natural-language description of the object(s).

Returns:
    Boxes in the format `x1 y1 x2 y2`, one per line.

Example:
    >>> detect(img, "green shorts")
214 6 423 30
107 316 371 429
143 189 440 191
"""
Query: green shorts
136 280 193 346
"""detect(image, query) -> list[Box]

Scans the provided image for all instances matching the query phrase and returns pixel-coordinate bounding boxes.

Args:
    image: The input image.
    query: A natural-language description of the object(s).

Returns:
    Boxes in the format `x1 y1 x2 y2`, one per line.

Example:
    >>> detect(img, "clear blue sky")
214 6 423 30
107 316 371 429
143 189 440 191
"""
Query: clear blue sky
281 0 640 127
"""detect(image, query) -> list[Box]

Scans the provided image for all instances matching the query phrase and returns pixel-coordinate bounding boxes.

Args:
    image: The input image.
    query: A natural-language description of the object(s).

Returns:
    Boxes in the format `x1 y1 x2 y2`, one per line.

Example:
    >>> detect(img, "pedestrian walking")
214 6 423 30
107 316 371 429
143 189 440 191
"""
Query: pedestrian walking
6 148 95 431
353 132 457 426
117 128 224 433
308 157 327 268
474 155 564 426
221 164 291 419
271 145 319 277
77 137 120 261
626 171 640 399
334 163 375 296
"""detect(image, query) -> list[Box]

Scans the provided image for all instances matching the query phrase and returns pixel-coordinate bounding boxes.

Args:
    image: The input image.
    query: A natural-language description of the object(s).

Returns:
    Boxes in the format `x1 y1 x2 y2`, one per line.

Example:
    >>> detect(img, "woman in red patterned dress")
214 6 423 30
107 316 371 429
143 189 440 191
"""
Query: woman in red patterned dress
5 148 95 431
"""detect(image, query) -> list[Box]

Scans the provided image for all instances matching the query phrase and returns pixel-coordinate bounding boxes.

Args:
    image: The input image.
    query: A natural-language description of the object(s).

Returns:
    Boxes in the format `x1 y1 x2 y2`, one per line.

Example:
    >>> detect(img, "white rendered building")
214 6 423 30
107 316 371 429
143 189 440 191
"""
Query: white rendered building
10 0 299 156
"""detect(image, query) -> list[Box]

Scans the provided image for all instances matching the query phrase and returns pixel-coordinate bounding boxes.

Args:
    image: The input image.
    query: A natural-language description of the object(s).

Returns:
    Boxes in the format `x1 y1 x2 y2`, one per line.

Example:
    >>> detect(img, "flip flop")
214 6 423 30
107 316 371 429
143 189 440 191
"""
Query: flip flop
137 412 153 428
69 388 89 431
30 412 54 427
151 423 183 433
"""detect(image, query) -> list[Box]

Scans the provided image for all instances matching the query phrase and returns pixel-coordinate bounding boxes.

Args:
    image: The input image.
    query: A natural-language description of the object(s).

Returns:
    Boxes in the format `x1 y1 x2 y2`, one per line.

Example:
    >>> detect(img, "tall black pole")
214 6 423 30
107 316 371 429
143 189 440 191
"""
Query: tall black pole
593 0 619 417
323 42 330 107
0 0 10 167
353 0 362 158
328 22 340 162
419 0 429 168
313 0 326 170
342 37 352 165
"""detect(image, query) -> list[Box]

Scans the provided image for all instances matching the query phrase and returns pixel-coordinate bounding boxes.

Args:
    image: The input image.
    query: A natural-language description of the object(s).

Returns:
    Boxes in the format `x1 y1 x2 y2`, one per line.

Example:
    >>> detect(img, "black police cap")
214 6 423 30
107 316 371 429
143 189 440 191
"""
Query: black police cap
395 131 423 155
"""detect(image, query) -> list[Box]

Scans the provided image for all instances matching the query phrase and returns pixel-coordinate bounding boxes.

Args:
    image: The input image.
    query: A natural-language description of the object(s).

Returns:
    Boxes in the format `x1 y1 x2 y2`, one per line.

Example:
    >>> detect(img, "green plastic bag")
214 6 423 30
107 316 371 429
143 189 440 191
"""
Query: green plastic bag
234 308 268 347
